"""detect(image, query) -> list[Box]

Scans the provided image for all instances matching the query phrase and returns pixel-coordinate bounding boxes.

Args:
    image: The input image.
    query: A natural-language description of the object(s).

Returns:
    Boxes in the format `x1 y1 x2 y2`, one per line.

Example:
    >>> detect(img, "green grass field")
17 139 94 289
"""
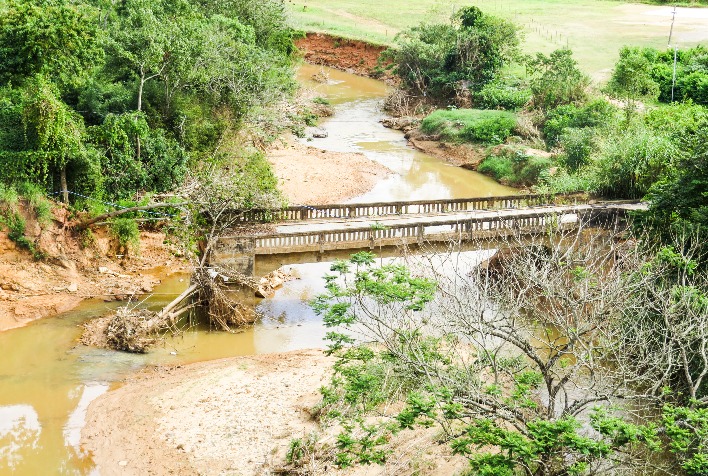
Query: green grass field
287 0 708 77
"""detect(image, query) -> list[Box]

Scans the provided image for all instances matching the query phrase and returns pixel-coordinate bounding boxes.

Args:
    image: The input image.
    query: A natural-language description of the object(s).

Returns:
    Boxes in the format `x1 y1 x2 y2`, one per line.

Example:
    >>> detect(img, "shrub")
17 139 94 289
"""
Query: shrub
536 169 591 195
589 123 678 199
527 49 589 110
420 109 516 145
559 127 594 171
110 217 140 255
606 46 660 100
477 154 514 181
542 99 617 148
0 211 43 259
478 148 553 187
474 82 531 110
18 182 52 226
0 183 18 209
391 8 521 99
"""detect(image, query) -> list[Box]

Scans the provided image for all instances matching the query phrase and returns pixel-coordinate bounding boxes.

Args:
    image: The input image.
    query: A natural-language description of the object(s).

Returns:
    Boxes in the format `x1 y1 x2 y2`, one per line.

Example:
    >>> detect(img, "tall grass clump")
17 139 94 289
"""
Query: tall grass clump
478 148 554 187
420 109 517 145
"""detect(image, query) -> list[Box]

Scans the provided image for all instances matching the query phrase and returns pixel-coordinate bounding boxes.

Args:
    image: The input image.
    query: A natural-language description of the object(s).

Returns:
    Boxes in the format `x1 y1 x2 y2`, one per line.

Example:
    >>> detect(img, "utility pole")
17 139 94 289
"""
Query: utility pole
668 5 678 102
668 6 677 47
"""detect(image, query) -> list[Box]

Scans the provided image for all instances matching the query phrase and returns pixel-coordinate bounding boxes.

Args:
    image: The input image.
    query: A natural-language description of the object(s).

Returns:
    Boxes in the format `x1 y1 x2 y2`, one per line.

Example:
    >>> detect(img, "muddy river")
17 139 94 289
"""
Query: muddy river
0 66 516 474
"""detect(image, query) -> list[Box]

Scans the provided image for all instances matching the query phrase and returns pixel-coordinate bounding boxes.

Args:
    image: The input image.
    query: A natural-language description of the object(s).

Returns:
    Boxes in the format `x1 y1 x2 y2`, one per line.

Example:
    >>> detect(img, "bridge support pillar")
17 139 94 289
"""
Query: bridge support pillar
210 237 256 277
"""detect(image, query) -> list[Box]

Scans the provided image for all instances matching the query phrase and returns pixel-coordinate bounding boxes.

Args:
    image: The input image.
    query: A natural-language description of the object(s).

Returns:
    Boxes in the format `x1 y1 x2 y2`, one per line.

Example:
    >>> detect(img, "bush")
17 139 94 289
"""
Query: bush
110 217 140 255
17 182 52 226
536 169 591 195
420 109 516 145
0 183 18 209
391 7 521 99
474 81 531 110
527 49 589 110
478 148 553 187
542 99 617 148
589 122 678 199
0 211 44 259
559 127 594 171
477 154 514 181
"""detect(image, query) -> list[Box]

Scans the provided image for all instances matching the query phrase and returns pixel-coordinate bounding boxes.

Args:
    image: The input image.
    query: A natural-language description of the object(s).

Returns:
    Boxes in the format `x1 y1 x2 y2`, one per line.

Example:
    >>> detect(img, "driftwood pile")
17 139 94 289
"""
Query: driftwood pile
105 308 162 353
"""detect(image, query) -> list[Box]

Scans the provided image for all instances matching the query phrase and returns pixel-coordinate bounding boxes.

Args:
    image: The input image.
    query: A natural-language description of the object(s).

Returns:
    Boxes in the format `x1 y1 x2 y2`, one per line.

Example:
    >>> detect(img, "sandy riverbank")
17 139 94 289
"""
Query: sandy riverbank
82 349 333 475
81 349 468 475
267 136 392 205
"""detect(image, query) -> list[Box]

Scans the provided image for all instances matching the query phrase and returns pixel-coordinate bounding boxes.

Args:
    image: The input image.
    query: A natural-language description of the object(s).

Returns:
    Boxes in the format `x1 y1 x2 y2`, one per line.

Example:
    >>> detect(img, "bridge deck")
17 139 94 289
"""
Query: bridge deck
214 202 645 257
271 203 645 235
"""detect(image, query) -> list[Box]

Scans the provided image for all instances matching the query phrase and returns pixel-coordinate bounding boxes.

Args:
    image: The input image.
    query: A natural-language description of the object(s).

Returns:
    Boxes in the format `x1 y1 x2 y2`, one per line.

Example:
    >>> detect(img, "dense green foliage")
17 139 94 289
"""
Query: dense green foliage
608 45 708 104
390 6 521 100
0 0 295 205
527 48 590 110
478 149 553 187
420 109 517 145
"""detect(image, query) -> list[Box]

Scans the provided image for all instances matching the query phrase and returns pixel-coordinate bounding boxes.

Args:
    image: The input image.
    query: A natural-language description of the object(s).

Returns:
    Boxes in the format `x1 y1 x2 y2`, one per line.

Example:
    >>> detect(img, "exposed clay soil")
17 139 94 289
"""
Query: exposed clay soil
267 135 392 205
296 32 393 80
0 205 186 331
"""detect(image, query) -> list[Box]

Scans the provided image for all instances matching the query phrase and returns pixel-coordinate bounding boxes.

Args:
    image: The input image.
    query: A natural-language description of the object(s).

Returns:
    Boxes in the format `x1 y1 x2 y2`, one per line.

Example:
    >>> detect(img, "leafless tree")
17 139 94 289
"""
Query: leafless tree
315 226 677 474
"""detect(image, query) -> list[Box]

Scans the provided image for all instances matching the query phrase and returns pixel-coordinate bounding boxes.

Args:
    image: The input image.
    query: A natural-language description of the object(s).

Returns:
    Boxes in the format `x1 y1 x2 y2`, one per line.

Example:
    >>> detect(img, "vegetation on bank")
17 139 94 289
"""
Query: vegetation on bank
280 6 708 475
0 0 300 203
286 0 708 75
383 6 707 242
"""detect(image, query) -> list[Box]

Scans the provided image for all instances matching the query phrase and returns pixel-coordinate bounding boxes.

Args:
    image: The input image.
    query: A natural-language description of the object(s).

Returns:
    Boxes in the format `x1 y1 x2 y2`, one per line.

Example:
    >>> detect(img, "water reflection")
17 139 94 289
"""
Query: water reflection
0 405 40 471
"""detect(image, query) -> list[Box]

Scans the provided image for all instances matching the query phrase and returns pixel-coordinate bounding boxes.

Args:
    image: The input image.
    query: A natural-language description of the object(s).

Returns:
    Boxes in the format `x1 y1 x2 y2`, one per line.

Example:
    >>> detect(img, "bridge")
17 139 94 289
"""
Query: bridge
211 194 645 276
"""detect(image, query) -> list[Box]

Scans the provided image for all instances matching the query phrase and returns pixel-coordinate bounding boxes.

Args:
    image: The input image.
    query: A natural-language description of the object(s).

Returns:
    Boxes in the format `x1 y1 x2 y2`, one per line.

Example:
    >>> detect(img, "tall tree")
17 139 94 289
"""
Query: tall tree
0 0 103 87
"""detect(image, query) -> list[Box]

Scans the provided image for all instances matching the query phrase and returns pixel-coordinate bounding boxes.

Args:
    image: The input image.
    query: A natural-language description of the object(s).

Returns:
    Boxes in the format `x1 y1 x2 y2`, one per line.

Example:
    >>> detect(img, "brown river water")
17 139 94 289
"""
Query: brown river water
0 66 516 475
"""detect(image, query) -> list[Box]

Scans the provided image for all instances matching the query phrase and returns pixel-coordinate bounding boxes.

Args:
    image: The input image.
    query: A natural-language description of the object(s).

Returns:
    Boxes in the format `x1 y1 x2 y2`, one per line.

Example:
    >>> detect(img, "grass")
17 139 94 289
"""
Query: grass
421 109 517 145
286 0 708 77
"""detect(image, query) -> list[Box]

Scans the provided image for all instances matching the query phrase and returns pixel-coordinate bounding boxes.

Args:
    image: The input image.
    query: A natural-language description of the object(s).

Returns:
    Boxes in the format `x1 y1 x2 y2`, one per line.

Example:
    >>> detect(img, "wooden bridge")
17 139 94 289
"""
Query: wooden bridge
211 194 645 275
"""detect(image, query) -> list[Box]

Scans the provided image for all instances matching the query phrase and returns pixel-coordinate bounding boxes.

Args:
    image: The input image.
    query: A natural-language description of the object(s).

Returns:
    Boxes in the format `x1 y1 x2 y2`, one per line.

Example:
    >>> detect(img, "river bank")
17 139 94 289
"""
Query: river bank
82 349 468 475
267 135 392 205
0 207 185 331
82 349 332 476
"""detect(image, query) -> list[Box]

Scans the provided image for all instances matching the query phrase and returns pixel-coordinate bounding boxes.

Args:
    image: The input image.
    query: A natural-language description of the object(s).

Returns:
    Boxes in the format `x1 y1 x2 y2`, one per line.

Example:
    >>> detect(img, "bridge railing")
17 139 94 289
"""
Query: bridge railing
232 193 586 223
243 207 607 254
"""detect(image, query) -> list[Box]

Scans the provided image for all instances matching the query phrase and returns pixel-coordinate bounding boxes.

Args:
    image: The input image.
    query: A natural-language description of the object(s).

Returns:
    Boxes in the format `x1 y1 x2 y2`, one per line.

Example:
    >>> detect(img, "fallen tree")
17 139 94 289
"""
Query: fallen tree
95 163 284 352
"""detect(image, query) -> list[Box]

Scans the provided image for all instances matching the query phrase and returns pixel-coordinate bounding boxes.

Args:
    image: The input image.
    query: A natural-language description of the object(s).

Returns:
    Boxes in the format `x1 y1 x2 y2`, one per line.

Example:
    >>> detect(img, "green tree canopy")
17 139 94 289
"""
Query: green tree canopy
391 7 521 100
0 0 103 87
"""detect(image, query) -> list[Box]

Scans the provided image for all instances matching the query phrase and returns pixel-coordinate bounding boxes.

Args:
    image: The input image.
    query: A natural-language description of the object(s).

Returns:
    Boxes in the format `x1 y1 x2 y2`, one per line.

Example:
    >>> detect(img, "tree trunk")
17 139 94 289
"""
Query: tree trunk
72 202 186 230
60 165 68 203
138 74 145 112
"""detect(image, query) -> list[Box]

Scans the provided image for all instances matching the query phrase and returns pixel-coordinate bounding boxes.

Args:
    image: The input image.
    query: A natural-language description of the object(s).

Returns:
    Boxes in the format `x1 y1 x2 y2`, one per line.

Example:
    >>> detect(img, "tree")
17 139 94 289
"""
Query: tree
105 0 174 112
0 0 103 87
0 77 90 202
310 228 668 474
527 49 589 110
391 7 520 100
643 119 708 237
606 46 660 100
